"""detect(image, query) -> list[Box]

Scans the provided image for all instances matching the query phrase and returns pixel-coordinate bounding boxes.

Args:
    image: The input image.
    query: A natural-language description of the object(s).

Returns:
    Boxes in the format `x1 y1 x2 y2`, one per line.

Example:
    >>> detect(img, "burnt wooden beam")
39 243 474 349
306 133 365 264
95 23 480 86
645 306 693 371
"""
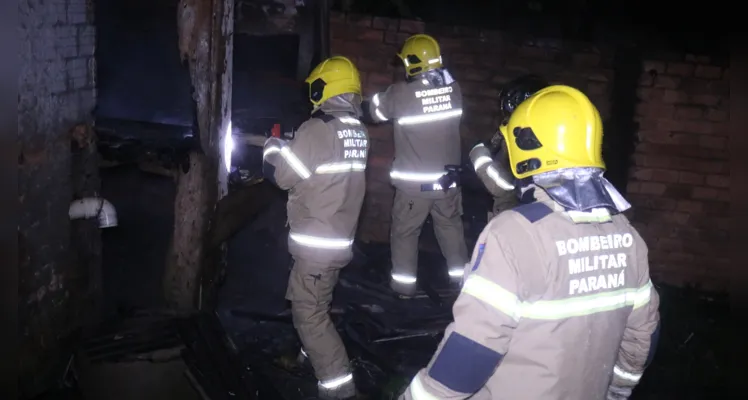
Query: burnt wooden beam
295 1 315 80
207 180 279 250
166 0 235 312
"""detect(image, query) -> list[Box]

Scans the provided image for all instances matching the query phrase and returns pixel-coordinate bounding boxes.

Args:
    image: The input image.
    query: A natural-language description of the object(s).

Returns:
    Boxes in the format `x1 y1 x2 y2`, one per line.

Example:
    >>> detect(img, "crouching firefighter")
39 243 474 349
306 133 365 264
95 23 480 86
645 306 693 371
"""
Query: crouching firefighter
263 56 369 399
364 34 469 297
470 75 549 220
400 85 661 400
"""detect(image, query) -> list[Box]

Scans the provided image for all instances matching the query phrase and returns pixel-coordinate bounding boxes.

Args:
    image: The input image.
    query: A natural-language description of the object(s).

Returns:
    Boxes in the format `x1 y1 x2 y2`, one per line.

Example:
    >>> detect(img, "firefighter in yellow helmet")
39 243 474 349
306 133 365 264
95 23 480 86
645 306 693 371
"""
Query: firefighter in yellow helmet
469 75 549 220
364 34 469 297
263 56 369 399
400 85 661 400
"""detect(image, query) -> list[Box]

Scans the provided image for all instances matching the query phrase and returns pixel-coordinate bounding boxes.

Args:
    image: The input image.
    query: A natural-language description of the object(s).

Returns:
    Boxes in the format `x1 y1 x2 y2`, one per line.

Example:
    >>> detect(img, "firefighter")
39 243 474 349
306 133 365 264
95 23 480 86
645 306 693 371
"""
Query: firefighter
263 55 369 399
400 85 661 400
469 75 549 220
365 34 469 297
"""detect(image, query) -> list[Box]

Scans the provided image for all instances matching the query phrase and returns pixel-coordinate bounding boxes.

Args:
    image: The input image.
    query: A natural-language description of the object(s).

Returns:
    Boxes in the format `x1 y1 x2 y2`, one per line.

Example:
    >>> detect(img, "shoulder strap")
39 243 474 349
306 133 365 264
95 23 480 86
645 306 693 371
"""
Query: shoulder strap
512 202 553 223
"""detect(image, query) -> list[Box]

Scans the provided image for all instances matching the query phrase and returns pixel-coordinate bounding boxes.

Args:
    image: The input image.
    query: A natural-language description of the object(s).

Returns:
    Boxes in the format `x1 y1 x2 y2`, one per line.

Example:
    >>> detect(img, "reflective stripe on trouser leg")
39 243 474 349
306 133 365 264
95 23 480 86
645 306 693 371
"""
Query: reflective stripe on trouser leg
430 190 469 280
390 190 432 294
286 258 352 381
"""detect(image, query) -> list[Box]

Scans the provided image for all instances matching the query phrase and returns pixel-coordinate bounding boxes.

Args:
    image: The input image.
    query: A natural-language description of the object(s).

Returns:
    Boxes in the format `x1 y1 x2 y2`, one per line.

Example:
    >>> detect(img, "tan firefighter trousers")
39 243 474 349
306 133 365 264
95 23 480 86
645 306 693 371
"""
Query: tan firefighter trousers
286 258 351 382
389 188 469 295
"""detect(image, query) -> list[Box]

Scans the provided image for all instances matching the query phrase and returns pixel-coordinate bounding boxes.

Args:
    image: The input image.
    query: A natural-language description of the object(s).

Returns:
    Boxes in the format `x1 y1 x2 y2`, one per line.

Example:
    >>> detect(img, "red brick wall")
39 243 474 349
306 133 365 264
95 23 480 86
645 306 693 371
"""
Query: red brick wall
330 12 731 290
629 55 730 290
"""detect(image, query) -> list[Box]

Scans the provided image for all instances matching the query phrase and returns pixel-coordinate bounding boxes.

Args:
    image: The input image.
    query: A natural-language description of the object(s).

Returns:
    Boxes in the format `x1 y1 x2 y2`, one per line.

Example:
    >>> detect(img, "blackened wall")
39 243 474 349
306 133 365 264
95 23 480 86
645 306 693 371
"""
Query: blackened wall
18 0 97 396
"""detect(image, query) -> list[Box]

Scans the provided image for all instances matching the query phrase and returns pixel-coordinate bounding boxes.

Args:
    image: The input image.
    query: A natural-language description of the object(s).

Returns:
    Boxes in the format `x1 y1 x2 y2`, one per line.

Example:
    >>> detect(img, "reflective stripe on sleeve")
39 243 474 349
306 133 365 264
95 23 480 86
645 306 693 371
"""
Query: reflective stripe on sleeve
462 275 654 321
372 94 388 121
448 267 465 278
289 233 353 249
462 274 522 321
613 365 642 383
315 161 366 174
397 109 462 125
319 373 353 389
263 145 312 179
472 155 493 170
486 165 515 190
392 273 417 284
408 374 440 400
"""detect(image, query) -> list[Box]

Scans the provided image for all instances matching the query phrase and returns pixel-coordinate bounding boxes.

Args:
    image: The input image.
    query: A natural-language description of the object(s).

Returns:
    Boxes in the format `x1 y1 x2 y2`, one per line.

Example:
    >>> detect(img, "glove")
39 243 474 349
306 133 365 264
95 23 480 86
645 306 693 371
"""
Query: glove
438 165 462 192
606 385 633 400
489 130 506 153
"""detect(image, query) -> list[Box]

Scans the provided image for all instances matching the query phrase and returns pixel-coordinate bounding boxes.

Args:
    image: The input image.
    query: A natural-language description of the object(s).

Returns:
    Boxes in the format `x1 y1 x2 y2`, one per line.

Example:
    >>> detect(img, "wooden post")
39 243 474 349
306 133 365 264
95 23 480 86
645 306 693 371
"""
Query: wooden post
165 0 234 312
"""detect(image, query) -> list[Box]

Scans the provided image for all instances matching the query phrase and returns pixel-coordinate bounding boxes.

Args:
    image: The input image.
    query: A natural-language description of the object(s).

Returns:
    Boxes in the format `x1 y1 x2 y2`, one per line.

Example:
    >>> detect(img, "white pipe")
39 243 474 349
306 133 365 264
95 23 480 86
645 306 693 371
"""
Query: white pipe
69 198 118 228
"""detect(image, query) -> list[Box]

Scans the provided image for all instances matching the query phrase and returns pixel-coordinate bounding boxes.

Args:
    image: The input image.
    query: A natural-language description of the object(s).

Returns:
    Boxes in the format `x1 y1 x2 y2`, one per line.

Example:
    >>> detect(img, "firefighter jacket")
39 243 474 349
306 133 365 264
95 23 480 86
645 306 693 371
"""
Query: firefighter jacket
469 142 517 216
263 111 369 266
401 190 661 400
367 70 463 198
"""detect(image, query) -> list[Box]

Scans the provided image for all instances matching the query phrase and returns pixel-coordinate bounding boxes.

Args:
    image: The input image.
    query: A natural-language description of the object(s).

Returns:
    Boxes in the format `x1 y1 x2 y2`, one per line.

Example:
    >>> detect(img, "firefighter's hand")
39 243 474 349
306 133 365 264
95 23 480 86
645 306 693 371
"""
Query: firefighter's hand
489 130 505 152
606 385 633 400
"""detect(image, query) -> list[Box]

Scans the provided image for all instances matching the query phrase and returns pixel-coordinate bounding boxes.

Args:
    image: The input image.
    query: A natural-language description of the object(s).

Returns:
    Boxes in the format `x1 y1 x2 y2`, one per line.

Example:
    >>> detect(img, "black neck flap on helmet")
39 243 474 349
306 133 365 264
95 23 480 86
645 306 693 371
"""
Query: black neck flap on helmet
498 74 549 124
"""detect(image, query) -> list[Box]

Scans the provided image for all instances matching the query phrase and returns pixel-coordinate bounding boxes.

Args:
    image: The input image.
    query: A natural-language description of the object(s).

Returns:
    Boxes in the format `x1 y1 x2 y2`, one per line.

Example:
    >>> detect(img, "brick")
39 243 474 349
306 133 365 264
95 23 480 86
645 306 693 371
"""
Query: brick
706 174 729 188
635 87 664 102
638 72 654 87
689 94 721 107
398 19 425 33
367 72 392 86
674 105 703 120
676 200 704 213
372 17 398 31
705 108 728 122
383 31 411 46
330 22 351 40
586 82 606 96
678 171 705 185
636 182 667 195
353 27 384 42
691 187 723 200
463 68 491 81
347 14 372 27
588 70 614 82
642 60 666 74
653 75 681 89
635 103 674 119
664 183 692 198
698 135 727 149
680 78 729 96
662 89 688 104
694 65 722 79
572 53 600 67
517 45 554 60
684 54 711 63
453 25 481 37
666 62 695 77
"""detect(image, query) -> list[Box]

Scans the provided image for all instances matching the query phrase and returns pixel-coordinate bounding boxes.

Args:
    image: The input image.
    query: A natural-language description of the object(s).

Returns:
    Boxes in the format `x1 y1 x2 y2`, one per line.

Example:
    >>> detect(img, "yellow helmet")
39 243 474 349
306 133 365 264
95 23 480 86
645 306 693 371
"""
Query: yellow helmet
305 56 362 107
398 34 442 77
499 85 604 180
